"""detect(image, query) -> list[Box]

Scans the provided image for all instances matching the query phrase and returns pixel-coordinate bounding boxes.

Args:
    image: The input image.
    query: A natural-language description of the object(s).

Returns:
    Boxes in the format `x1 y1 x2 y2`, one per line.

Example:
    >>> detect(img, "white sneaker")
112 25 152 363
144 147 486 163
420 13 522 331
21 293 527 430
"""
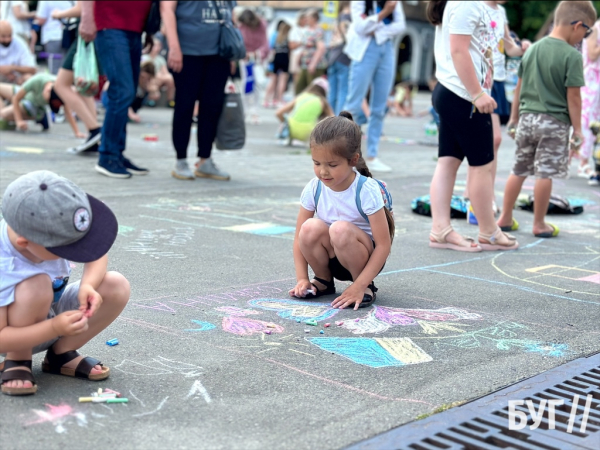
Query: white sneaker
367 158 392 172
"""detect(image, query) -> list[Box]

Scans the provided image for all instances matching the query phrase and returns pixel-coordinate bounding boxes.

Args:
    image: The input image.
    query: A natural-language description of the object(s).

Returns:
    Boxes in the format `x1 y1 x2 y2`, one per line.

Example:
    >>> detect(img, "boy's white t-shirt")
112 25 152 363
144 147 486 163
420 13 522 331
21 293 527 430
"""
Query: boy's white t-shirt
36 0 72 45
485 3 509 82
434 1 495 101
300 172 384 238
0 220 70 307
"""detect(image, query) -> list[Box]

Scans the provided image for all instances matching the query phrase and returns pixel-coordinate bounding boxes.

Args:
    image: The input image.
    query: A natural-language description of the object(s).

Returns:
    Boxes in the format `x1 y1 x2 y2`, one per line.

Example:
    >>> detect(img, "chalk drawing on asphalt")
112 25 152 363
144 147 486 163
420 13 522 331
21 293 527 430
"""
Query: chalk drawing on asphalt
308 337 433 368
114 356 203 377
222 316 285 336
247 298 338 322
215 306 261 316
185 320 216 332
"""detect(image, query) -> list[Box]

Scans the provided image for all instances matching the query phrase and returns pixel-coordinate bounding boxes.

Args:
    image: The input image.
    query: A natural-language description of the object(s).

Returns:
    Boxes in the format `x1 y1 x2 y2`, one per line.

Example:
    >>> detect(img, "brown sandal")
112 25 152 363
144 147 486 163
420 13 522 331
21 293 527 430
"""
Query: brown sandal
42 347 110 381
1 360 38 396
429 225 482 252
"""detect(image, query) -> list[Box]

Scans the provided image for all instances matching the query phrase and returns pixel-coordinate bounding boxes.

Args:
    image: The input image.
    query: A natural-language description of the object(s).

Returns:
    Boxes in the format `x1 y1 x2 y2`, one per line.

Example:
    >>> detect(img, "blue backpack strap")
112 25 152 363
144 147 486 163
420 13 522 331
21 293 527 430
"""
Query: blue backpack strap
355 175 370 222
314 179 322 215
376 179 393 213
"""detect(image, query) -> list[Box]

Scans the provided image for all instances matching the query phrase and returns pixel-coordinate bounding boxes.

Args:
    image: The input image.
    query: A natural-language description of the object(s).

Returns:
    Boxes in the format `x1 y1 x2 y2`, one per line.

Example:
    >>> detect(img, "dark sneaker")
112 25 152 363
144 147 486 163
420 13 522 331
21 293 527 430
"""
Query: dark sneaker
95 160 132 179
37 113 49 131
122 157 149 175
194 158 230 181
589 174 600 186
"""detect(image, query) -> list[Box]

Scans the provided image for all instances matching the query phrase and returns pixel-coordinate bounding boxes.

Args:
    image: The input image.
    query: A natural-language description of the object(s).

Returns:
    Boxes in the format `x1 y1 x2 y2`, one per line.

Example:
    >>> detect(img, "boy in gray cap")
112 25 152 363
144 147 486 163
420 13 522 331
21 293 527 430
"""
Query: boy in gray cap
0 171 129 396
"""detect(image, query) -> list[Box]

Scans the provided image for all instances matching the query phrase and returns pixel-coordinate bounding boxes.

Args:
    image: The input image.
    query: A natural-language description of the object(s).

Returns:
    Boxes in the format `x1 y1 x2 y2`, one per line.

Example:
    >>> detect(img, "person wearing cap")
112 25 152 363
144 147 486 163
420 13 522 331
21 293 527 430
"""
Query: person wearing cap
0 171 129 396
0 73 84 136
275 77 333 143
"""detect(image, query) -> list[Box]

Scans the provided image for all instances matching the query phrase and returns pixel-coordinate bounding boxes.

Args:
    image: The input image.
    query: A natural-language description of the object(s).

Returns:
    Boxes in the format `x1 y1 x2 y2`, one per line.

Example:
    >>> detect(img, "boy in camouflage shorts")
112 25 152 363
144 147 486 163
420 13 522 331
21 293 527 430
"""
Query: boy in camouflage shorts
497 1 597 238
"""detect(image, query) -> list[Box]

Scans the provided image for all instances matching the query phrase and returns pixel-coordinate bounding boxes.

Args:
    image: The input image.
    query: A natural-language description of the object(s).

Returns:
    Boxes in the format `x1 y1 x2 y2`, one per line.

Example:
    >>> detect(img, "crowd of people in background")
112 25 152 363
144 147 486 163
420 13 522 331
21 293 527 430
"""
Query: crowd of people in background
0 0 598 187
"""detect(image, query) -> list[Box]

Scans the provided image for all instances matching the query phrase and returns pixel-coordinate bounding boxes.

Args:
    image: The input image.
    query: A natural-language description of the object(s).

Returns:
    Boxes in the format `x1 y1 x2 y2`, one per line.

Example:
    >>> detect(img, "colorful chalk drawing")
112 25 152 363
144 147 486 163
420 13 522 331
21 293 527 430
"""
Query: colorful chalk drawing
122 227 195 259
114 356 203 377
26 404 87 434
434 322 571 357
525 265 600 285
215 306 261 316
247 298 338 322
185 320 216 332
117 225 136 236
309 337 433 368
342 306 482 335
222 316 285 336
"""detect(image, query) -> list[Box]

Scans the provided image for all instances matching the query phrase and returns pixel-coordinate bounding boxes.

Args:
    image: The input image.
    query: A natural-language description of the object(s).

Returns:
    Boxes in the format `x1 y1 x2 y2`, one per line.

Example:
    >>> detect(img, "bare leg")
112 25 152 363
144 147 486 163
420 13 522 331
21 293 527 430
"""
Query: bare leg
490 114 502 206
0 104 33 121
54 69 100 132
497 173 526 228
0 83 16 103
264 73 277 105
3 274 53 389
48 272 130 374
430 156 478 247
328 221 374 295
298 218 335 289
532 178 553 235
276 72 289 104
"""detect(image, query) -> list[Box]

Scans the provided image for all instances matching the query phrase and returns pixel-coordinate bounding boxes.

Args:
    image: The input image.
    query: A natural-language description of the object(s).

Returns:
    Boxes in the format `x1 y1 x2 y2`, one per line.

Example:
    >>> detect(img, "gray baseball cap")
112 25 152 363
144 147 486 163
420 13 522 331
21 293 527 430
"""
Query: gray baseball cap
1 171 118 263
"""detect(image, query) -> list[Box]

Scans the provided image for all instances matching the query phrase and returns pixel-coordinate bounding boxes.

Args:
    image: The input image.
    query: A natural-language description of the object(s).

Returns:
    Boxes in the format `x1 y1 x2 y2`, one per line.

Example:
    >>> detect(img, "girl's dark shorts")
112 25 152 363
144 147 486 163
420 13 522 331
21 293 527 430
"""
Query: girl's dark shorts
273 53 289 74
432 82 494 167
329 239 385 281
491 80 510 116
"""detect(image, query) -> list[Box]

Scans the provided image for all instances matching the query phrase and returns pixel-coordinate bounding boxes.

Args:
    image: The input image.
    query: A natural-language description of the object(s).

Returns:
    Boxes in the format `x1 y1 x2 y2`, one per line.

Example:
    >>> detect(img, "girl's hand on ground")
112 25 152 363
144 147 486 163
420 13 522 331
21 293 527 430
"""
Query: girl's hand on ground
16 120 27 131
474 93 497 115
52 311 88 336
331 284 364 310
289 279 313 298
78 283 103 318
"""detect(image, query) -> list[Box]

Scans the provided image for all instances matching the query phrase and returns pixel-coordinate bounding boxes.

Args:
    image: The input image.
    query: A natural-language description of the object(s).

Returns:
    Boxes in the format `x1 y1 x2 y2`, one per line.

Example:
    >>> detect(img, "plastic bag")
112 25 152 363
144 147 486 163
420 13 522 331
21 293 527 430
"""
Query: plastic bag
73 36 99 97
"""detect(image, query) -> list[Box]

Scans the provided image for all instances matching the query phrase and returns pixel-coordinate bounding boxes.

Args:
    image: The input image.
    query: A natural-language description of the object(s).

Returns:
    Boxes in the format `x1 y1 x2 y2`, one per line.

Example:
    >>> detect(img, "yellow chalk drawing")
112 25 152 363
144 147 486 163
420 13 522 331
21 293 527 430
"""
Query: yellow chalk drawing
374 338 433 365
6 146 44 154
417 321 470 335
525 264 600 281
223 222 277 232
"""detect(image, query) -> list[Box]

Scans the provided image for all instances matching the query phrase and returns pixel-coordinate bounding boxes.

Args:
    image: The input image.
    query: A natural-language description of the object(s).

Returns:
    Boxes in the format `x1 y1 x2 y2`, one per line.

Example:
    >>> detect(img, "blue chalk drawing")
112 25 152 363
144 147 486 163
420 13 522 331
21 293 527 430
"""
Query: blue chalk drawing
249 226 295 235
248 298 338 322
185 320 216 332
308 337 418 368
525 343 569 358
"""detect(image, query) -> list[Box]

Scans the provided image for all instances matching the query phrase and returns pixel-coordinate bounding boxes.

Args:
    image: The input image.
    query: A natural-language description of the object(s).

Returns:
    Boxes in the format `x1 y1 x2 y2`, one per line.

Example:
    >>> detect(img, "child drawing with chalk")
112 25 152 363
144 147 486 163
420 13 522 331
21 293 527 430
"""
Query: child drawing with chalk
289 112 394 310
0 171 130 396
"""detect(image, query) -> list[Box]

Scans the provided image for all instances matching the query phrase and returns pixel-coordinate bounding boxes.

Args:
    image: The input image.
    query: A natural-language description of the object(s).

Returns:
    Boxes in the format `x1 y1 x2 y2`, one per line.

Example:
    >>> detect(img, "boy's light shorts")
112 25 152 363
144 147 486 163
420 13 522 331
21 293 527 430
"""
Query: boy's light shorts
0 281 81 359
512 113 570 179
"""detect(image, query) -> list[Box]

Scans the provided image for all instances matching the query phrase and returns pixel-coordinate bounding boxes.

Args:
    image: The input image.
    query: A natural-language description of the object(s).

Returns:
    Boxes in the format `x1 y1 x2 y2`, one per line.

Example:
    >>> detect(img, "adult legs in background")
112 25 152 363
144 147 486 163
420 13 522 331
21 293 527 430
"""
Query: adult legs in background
344 46 377 130
327 63 339 114
579 68 600 175
264 72 277 106
44 40 64 75
94 29 136 177
275 71 289 104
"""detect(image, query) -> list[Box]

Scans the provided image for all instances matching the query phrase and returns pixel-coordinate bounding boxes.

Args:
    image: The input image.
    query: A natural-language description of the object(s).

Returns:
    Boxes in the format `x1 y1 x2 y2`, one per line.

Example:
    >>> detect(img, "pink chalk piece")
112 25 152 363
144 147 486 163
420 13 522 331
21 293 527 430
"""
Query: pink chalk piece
355 318 360 322
335 321 344 326
578 273 600 285
324 323 331 328
264 330 272 335
104 388 122 397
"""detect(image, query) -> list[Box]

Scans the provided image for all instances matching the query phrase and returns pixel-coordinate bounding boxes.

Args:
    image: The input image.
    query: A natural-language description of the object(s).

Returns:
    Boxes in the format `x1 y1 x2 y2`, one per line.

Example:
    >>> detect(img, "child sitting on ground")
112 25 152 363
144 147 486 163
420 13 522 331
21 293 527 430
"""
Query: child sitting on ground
276 77 333 143
388 82 414 117
289 111 394 310
498 0 596 238
0 171 129 396
0 73 82 136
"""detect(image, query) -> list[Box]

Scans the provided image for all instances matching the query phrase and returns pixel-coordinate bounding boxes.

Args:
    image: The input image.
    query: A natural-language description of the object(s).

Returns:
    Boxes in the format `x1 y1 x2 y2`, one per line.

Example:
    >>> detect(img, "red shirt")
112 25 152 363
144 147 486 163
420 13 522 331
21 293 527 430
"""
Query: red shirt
94 1 152 33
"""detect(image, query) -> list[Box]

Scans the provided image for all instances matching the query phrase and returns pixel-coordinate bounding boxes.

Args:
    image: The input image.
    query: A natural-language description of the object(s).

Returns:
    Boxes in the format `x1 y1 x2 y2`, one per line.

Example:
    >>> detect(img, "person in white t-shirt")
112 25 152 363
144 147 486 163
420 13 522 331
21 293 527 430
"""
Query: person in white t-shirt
0 20 36 85
35 1 72 74
0 0 35 43
463 1 528 221
289 111 394 310
288 11 307 87
427 0 518 252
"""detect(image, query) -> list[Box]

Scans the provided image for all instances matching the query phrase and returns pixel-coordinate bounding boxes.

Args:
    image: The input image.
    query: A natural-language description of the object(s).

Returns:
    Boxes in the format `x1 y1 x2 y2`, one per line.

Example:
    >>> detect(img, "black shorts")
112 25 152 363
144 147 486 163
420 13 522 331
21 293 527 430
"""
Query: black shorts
328 240 385 282
62 37 103 74
433 82 494 167
273 53 289 74
491 80 510 116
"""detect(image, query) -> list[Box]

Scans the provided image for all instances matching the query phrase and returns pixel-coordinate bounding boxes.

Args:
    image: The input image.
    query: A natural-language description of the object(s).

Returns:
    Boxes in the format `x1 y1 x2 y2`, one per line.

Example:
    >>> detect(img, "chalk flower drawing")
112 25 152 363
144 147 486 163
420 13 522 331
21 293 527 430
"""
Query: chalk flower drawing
247 298 338 322
222 316 285 336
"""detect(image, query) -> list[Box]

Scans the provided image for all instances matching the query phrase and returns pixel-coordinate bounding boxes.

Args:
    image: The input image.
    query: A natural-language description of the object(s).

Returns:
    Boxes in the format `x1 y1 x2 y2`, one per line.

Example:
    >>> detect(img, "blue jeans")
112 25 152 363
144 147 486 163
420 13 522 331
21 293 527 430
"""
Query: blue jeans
327 61 349 116
94 29 142 164
344 39 395 158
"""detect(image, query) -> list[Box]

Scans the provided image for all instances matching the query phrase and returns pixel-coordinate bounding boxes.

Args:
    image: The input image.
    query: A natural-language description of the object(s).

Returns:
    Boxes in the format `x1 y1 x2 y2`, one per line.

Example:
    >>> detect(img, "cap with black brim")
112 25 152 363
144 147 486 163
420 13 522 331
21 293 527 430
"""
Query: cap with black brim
47 194 118 263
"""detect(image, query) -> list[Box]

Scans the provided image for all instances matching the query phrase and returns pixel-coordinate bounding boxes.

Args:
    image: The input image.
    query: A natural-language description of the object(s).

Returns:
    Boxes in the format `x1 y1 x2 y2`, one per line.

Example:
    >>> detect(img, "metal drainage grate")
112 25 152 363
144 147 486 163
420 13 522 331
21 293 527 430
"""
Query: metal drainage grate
346 353 600 450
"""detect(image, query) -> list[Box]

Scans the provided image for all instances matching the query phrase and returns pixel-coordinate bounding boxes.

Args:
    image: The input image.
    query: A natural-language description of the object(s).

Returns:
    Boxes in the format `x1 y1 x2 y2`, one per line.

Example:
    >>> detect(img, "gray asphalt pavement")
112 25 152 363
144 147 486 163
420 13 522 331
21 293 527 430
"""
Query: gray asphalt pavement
1 95 599 450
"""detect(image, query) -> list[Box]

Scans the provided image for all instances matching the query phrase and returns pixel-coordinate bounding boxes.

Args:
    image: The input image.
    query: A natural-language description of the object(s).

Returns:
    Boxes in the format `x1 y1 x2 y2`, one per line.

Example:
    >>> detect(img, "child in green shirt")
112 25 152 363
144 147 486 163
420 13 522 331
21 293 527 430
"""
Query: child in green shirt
498 1 597 238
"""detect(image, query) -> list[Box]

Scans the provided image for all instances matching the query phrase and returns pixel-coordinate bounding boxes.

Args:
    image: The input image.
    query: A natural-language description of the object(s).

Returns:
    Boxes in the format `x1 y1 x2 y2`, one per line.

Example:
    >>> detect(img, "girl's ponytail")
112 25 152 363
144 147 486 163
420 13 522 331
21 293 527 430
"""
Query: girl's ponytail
426 0 448 26
355 155 373 178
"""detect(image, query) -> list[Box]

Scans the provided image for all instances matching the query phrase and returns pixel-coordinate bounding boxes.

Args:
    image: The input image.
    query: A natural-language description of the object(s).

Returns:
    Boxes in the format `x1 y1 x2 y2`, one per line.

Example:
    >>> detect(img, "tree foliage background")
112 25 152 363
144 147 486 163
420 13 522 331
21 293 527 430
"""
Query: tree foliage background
504 1 600 41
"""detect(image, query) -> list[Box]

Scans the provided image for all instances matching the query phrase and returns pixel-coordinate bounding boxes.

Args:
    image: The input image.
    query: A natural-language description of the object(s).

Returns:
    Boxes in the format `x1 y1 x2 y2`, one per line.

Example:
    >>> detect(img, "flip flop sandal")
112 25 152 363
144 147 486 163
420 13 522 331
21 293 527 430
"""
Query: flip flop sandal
358 282 378 309
479 228 519 251
1 360 37 396
42 347 110 381
534 223 559 238
500 218 519 232
429 225 482 252
303 276 336 299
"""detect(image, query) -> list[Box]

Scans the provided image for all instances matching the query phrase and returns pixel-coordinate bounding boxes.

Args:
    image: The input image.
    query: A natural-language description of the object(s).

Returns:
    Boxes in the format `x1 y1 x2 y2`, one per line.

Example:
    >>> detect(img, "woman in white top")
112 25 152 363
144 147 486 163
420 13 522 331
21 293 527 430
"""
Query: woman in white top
343 1 405 173
427 0 518 252
1 1 34 43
